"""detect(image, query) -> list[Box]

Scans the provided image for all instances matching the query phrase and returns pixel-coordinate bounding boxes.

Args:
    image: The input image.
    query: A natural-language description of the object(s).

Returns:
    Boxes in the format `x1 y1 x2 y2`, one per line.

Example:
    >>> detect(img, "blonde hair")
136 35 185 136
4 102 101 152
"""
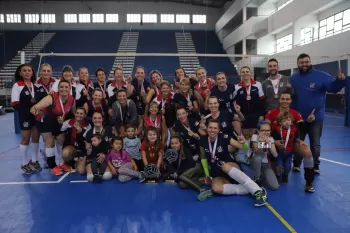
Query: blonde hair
179 78 193 96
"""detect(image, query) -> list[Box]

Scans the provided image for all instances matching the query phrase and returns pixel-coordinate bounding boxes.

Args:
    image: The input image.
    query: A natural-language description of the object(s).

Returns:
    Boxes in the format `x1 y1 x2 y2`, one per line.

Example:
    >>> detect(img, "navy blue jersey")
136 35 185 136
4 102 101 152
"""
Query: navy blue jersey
84 125 113 144
130 78 151 115
205 109 235 137
173 93 197 111
94 81 112 100
199 133 235 177
210 84 235 112
173 118 201 155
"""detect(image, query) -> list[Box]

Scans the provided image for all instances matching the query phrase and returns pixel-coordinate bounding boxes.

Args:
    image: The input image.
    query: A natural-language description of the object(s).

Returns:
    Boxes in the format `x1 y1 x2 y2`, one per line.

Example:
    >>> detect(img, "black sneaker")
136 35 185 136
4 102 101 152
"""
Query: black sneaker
93 174 102 183
29 160 42 172
21 164 34 174
305 182 315 193
314 165 320 175
282 175 289 184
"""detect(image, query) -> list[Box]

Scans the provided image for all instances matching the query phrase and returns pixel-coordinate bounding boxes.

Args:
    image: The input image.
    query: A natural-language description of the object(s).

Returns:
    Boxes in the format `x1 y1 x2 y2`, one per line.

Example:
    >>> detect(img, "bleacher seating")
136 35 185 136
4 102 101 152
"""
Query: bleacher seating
135 30 179 82
0 31 38 68
31 30 122 77
191 31 237 77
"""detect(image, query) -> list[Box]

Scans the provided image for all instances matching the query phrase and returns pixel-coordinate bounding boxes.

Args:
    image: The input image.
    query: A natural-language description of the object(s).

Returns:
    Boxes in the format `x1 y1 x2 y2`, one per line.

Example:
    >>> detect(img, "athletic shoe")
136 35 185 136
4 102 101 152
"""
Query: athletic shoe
314 165 320 175
197 189 213 201
21 164 34 175
305 182 315 193
293 166 301 172
254 187 267 207
51 166 63 176
40 149 48 169
282 175 289 184
138 171 146 183
93 174 102 183
28 160 42 172
60 163 71 172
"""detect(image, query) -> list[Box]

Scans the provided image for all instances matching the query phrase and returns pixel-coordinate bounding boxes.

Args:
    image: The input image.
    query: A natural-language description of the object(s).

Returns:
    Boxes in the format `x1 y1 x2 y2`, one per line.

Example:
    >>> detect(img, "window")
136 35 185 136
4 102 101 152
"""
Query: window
41 14 55 23
276 34 292 53
25 14 39 23
92 14 104 23
300 28 313 45
64 14 77 23
277 0 293 11
106 14 118 23
193 15 206 24
319 8 350 39
6 14 21 23
0 14 4 23
176 14 190 23
142 14 157 23
127 14 141 23
79 14 91 23
160 14 174 23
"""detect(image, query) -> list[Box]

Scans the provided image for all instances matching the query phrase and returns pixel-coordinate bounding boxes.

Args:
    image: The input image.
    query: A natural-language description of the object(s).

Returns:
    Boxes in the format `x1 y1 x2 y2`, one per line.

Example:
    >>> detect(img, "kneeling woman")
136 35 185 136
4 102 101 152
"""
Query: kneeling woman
198 119 267 207
30 80 76 175
60 107 91 173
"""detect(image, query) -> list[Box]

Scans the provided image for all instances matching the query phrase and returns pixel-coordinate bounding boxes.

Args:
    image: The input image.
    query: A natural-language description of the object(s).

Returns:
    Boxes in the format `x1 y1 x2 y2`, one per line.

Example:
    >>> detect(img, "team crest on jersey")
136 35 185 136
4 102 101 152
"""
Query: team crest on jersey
105 136 108 142
224 134 229 139
217 146 223 153
221 122 227 128
280 82 284 87
240 90 243 94
25 91 29 95
74 142 78 147
229 94 233 99
195 121 199 126
23 122 29 127
310 83 315 88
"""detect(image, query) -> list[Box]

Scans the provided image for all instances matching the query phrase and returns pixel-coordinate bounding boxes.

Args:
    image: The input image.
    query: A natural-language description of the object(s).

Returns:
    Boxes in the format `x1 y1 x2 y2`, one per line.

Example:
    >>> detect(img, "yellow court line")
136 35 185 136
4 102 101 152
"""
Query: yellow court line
266 202 297 233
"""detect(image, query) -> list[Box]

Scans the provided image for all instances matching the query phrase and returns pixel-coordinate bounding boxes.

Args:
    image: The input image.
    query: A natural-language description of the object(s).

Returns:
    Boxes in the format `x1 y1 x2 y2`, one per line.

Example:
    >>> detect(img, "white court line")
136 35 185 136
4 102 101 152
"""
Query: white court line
325 115 345 119
57 171 70 183
70 180 88 183
320 158 350 167
0 171 71 185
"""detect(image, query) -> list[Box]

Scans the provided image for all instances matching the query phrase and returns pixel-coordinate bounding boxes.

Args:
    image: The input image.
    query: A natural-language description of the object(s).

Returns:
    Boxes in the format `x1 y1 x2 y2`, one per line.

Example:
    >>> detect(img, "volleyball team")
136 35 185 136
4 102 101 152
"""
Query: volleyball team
11 53 347 207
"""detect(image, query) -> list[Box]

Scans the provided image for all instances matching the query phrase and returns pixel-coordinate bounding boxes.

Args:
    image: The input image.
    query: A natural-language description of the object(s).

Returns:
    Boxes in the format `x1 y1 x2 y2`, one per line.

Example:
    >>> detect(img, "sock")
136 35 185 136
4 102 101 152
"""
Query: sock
20 144 29 166
31 143 39 162
222 184 249 195
227 167 261 195
46 147 56 168
55 143 63 166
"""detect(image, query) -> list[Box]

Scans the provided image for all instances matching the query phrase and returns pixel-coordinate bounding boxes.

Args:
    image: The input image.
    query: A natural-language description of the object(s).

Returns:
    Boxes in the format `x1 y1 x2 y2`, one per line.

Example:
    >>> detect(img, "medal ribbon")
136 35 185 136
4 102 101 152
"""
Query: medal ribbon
208 137 218 162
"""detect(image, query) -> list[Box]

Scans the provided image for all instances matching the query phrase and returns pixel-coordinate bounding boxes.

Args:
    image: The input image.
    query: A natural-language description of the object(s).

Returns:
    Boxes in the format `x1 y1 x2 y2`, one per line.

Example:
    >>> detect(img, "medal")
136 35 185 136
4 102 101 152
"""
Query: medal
208 136 218 164
188 131 194 137
245 84 251 101
187 102 192 107
274 94 279 99
31 98 36 103
27 82 35 103
246 96 251 100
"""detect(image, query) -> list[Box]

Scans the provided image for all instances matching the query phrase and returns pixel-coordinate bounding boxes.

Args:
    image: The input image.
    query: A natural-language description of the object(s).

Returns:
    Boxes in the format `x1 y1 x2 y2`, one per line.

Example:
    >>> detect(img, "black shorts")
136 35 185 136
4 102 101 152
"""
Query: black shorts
36 116 63 137
19 114 36 130
134 158 144 171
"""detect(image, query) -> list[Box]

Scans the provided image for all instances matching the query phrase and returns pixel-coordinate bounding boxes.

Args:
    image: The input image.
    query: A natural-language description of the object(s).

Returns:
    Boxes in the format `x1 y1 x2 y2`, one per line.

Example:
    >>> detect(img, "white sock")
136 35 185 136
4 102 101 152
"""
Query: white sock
227 167 261 195
223 184 249 195
45 147 55 158
20 144 29 166
31 143 39 162
55 144 63 166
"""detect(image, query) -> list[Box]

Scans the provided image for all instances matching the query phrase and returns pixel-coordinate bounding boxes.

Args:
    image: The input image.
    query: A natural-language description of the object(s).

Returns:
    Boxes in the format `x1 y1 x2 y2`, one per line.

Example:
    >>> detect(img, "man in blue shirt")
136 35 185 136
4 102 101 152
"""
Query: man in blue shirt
290 53 347 174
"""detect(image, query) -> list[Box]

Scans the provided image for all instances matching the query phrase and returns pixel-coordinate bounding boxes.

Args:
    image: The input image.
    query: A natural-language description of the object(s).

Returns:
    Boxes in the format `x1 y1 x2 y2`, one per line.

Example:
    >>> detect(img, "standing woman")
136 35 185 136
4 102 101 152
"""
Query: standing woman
52 65 81 101
194 67 214 109
30 80 76 175
107 66 133 108
11 64 43 174
36 63 56 95
174 67 198 91
145 70 163 104
83 88 109 124
76 67 94 107
234 66 265 140
94 67 111 100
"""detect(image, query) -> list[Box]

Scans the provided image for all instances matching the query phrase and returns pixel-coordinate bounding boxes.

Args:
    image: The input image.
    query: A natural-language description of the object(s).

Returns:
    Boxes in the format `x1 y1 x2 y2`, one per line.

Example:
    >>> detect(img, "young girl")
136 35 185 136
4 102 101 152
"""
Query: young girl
141 127 164 179
164 136 212 200
107 136 145 183
250 120 279 190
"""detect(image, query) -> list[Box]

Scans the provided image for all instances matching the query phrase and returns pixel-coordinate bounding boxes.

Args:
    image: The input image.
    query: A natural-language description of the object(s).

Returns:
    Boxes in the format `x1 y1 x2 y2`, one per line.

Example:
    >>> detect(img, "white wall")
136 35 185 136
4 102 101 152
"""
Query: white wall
215 0 246 33
293 14 318 45
257 34 275 54
0 1 221 30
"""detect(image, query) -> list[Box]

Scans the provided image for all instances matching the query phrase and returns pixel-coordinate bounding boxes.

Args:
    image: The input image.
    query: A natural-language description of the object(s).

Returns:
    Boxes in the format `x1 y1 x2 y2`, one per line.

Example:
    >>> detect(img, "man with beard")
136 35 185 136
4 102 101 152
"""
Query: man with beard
262 58 293 113
290 53 347 174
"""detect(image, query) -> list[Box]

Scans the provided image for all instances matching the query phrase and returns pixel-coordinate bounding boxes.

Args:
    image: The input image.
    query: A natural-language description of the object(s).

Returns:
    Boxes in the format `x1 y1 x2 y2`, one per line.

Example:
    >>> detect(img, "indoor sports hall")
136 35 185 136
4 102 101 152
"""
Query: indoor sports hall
0 0 350 232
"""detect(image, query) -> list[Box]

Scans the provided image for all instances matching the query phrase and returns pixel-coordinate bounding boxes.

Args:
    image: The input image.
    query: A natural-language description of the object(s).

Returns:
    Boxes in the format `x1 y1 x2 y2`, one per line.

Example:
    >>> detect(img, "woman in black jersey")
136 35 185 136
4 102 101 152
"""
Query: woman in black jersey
94 67 111 100
83 88 109 124
197 119 267 206
76 67 94 108
61 107 91 174
11 64 44 174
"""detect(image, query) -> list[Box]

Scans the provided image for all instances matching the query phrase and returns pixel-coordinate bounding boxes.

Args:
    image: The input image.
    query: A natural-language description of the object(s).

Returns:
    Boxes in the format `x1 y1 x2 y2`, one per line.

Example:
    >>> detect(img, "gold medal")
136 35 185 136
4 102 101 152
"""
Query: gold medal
187 102 192 107
188 131 194 137
31 98 36 104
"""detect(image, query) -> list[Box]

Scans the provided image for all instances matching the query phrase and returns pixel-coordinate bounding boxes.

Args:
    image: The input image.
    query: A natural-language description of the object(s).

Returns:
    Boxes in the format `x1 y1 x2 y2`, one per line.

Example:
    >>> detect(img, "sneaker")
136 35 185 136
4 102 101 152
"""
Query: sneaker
293 166 301 172
254 187 267 207
40 149 48 169
93 174 102 183
21 164 34 174
51 166 63 176
282 175 289 184
29 160 42 172
138 171 146 183
197 189 213 201
305 182 315 193
60 163 72 172
314 165 320 175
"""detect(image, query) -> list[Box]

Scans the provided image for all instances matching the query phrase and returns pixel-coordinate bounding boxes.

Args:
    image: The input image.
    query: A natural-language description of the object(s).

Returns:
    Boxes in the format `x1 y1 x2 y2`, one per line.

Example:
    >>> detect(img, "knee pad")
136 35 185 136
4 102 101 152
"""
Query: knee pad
303 157 314 168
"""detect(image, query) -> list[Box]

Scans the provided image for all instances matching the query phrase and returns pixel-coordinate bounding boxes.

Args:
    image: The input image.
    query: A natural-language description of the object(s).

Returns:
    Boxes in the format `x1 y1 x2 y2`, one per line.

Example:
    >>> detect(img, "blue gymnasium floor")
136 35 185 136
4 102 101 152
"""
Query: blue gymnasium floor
0 113 349 233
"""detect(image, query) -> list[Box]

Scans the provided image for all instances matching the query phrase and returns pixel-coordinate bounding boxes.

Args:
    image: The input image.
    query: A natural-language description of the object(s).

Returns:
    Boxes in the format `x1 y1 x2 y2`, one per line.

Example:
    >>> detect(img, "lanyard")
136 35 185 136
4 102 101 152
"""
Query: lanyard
59 96 66 116
99 82 106 97
42 82 51 93
208 137 218 162
161 98 167 110
92 101 103 114
245 84 251 97
155 87 160 96
198 79 207 89
93 126 103 134
27 83 35 98
150 115 159 128
280 126 291 149
271 74 281 94
119 105 128 122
